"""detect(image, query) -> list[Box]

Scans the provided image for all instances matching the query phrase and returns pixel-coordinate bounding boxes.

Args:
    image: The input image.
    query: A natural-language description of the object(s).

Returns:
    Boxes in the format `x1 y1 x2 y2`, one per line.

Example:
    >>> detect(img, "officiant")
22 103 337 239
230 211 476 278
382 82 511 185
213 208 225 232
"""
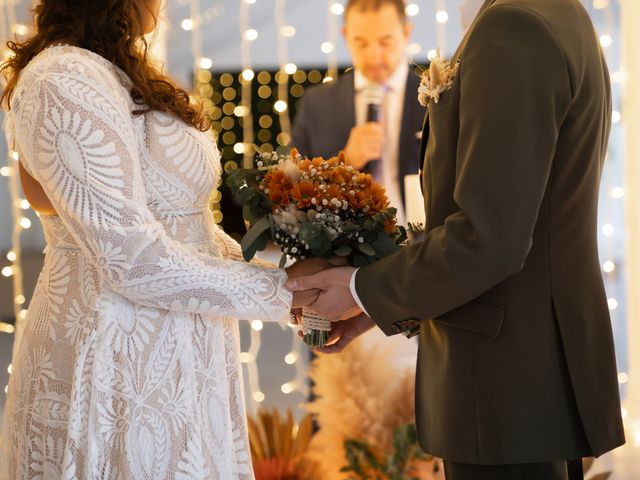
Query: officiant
291 0 424 227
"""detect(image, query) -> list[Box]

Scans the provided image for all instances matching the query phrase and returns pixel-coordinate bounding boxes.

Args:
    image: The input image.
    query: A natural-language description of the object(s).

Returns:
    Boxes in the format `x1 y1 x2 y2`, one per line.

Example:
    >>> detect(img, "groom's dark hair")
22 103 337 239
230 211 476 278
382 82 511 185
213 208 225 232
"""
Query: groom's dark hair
345 0 408 23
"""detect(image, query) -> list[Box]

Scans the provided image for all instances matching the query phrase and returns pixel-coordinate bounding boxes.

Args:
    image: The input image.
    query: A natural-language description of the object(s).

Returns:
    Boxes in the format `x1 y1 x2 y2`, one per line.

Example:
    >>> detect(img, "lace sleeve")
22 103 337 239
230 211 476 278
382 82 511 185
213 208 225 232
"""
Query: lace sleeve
10 54 291 322
212 227 277 269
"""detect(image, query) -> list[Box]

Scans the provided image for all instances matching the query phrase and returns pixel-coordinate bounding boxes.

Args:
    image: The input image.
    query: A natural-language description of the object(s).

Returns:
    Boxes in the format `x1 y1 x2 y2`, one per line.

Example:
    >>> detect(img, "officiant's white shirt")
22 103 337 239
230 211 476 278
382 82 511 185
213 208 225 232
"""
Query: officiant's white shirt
354 61 409 226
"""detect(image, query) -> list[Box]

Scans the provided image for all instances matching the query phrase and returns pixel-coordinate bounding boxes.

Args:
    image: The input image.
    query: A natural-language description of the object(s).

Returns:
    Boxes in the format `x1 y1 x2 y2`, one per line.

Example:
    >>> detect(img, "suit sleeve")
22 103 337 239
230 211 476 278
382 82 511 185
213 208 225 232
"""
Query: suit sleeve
355 5 572 335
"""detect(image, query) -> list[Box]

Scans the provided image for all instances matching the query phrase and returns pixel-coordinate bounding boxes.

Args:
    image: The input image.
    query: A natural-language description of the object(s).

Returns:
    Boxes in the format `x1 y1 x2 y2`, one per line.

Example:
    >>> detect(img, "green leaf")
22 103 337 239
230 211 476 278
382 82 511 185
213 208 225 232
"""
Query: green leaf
358 243 376 256
241 216 271 261
335 245 352 256
372 232 402 258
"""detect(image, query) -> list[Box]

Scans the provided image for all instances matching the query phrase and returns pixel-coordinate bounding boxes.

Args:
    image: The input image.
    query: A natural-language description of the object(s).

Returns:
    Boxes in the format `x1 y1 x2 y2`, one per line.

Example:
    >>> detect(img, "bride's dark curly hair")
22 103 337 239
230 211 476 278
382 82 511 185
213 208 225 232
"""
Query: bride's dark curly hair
0 0 210 131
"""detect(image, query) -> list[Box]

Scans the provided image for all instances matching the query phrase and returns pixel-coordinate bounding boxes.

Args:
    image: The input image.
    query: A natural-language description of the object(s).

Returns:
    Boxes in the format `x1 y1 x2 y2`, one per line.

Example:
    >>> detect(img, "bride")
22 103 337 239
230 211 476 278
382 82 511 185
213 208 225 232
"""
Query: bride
0 0 320 478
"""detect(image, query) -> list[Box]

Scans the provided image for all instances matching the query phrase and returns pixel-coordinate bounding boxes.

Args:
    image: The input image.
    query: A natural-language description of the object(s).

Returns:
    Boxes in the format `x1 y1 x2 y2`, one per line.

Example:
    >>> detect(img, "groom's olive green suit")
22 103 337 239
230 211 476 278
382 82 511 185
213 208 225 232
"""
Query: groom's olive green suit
355 0 625 467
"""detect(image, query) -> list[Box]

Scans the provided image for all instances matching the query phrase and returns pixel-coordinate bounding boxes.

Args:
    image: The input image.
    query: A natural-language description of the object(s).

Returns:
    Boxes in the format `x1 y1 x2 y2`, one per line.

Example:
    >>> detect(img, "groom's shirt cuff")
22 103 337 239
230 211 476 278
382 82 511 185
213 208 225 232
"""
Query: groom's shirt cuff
350 268 370 317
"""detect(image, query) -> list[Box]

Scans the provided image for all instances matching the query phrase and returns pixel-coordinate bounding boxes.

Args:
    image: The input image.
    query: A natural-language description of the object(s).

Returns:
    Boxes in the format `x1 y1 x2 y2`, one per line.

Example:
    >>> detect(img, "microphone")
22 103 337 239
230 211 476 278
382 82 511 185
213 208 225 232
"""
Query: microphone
363 84 385 123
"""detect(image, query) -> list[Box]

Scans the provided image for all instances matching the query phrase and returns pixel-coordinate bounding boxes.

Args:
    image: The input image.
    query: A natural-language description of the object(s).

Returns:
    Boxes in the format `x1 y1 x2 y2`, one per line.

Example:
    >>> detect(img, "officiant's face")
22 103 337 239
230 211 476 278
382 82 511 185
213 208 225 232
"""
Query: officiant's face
343 4 412 84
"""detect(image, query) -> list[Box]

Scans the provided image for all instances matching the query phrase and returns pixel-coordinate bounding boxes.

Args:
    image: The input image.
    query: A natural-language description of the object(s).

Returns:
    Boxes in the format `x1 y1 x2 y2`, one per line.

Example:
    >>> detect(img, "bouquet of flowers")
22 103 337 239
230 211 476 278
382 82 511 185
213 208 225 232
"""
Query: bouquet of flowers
227 148 406 346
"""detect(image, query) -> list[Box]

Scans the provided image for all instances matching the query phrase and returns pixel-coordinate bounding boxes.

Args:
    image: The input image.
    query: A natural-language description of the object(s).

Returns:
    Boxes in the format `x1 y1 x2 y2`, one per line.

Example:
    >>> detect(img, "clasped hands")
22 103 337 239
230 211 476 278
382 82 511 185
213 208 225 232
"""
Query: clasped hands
285 258 375 353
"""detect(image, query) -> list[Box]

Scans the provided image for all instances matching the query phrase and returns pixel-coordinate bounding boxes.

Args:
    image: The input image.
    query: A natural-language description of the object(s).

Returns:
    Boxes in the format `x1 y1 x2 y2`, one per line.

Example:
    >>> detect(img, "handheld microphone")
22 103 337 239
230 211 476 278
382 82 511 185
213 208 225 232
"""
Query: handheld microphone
363 84 384 123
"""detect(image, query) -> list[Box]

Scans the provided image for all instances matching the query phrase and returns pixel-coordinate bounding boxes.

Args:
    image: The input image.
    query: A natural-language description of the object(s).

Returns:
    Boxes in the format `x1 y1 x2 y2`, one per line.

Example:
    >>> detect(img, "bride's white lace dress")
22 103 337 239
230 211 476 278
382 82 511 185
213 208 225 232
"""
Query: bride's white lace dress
1 45 292 480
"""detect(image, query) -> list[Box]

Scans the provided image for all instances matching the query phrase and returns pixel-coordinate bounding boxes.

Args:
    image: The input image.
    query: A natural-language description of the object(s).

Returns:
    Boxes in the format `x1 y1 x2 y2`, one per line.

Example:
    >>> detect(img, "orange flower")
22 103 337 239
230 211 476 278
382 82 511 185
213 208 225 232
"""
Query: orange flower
290 180 316 208
268 184 289 206
384 218 398 233
369 183 389 212
349 191 368 209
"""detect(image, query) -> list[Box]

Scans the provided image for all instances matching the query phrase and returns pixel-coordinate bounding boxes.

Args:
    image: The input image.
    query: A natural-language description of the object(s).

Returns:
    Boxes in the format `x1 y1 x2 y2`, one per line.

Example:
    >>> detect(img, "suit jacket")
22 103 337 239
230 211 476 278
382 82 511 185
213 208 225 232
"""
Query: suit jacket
291 69 424 206
355 0 625 464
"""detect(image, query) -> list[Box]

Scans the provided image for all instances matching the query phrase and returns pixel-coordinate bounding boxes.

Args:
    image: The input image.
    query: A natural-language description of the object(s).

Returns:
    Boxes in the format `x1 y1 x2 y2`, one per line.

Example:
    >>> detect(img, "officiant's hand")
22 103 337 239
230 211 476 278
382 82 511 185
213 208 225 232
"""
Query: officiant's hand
286 257 349 309
343 122 384 170
315 313 375 354
286 266 361 321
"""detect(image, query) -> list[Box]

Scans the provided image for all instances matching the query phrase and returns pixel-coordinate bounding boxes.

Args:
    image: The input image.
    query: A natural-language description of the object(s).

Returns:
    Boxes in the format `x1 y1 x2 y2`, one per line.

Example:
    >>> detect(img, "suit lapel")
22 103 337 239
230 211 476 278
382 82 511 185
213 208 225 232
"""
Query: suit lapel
418 0 497 177
335 71 356 146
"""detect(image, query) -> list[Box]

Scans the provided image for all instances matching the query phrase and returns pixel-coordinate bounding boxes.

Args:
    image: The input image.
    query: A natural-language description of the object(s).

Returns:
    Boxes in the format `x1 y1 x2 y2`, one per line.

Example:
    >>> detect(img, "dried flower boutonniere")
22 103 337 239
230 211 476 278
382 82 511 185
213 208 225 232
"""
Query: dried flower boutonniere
417 49 459 107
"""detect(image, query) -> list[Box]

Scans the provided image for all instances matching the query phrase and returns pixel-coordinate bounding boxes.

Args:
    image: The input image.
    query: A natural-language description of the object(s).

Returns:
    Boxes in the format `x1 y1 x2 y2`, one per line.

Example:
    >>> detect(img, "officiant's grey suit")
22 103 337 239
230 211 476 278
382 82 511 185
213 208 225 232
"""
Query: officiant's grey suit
354 0 625 472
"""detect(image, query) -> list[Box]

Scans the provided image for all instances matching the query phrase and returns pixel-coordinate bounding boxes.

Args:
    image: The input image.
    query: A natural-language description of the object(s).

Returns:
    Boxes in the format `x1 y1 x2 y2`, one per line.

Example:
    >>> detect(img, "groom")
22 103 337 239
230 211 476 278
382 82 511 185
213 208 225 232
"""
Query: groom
287 0 626 478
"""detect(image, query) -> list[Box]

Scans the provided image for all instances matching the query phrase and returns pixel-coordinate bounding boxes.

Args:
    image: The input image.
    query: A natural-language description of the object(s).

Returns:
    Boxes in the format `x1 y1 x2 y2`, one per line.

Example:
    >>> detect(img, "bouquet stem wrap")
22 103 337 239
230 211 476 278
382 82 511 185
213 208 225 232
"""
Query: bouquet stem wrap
300 309 331 347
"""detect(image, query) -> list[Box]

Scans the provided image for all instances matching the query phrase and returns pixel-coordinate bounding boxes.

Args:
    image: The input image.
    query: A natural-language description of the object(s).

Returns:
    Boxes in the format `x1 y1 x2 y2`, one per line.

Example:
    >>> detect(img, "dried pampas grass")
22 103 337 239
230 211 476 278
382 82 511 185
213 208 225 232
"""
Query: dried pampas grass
304 334 418 479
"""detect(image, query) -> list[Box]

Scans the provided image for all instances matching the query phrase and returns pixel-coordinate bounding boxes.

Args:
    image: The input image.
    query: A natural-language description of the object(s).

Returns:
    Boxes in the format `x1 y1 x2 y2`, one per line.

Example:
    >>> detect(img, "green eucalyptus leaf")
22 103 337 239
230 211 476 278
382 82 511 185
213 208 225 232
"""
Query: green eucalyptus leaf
358 243 376 256
241 217 271 261
335 245 352 256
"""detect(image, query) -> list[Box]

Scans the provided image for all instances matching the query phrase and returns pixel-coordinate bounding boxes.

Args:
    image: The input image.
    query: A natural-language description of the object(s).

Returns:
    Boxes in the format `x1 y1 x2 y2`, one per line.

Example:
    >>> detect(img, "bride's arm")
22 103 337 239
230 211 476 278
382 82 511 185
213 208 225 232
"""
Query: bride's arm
11 54 291 322
211 227 277 268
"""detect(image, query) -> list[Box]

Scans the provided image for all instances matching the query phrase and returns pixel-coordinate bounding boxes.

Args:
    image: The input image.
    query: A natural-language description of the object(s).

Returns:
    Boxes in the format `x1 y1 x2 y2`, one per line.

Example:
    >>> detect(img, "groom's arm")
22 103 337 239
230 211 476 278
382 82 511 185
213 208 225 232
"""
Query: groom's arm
355 5 573 336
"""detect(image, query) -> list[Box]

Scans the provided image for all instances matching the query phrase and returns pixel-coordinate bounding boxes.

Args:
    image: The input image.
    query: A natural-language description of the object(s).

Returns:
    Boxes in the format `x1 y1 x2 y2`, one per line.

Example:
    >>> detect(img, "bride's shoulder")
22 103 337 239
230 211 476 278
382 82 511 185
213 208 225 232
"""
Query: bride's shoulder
18 45 125 93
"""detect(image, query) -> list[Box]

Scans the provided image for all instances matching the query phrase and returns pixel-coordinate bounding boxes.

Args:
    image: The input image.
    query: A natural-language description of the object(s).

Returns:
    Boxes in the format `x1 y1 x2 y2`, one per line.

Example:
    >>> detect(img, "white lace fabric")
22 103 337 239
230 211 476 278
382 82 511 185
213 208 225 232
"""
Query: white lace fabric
1 45 292 480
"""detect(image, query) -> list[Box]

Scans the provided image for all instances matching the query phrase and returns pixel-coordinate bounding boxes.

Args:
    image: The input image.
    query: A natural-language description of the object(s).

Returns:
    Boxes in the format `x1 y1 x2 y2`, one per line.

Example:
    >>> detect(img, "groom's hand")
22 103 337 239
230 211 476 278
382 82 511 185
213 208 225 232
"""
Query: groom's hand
316 313 375 354
286 257 348 308
286 266 360 321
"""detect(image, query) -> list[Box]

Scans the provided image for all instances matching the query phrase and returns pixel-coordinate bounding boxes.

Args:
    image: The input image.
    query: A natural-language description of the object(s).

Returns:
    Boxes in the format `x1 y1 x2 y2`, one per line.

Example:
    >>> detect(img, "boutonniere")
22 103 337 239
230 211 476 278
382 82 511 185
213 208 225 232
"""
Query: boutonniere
417 49 459 107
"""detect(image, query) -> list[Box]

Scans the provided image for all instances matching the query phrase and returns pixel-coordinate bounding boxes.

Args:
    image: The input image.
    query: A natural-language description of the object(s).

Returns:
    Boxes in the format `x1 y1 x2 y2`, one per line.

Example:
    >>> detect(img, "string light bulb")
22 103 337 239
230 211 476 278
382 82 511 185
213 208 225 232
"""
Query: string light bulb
405 3 420 16
436 10 449 23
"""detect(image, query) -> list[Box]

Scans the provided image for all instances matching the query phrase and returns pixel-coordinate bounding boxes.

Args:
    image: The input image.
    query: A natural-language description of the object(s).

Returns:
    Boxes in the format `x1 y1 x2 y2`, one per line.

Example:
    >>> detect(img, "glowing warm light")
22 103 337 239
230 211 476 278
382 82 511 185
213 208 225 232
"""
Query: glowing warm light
13 24 28 36
603 261 615 273
6 251 17 262
181 19 194 31
436 10 449 23
599 34 612 48
274 100 288 113
602 224 614 236
253 391 265 402
19 217 31 229
607 298 618 310
242 69 255 81
251 320 264 331
19 200 30 210
321 42 334 54
611 187 624 199
239 352 254 363
199 57 213 70
281 382 294 394
280 26 296 37
233 143 246 154
2 267 14 278
427 49 437 61
405 4 420 16
612 111 621 123
0 167 12 177
593 0 609 9
0 323 15 334
618 372 629 384
407 43 422 56
14 295 25 305
244 29 258 41
284 63 297 75
331 3 344 15
284 353 298 365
